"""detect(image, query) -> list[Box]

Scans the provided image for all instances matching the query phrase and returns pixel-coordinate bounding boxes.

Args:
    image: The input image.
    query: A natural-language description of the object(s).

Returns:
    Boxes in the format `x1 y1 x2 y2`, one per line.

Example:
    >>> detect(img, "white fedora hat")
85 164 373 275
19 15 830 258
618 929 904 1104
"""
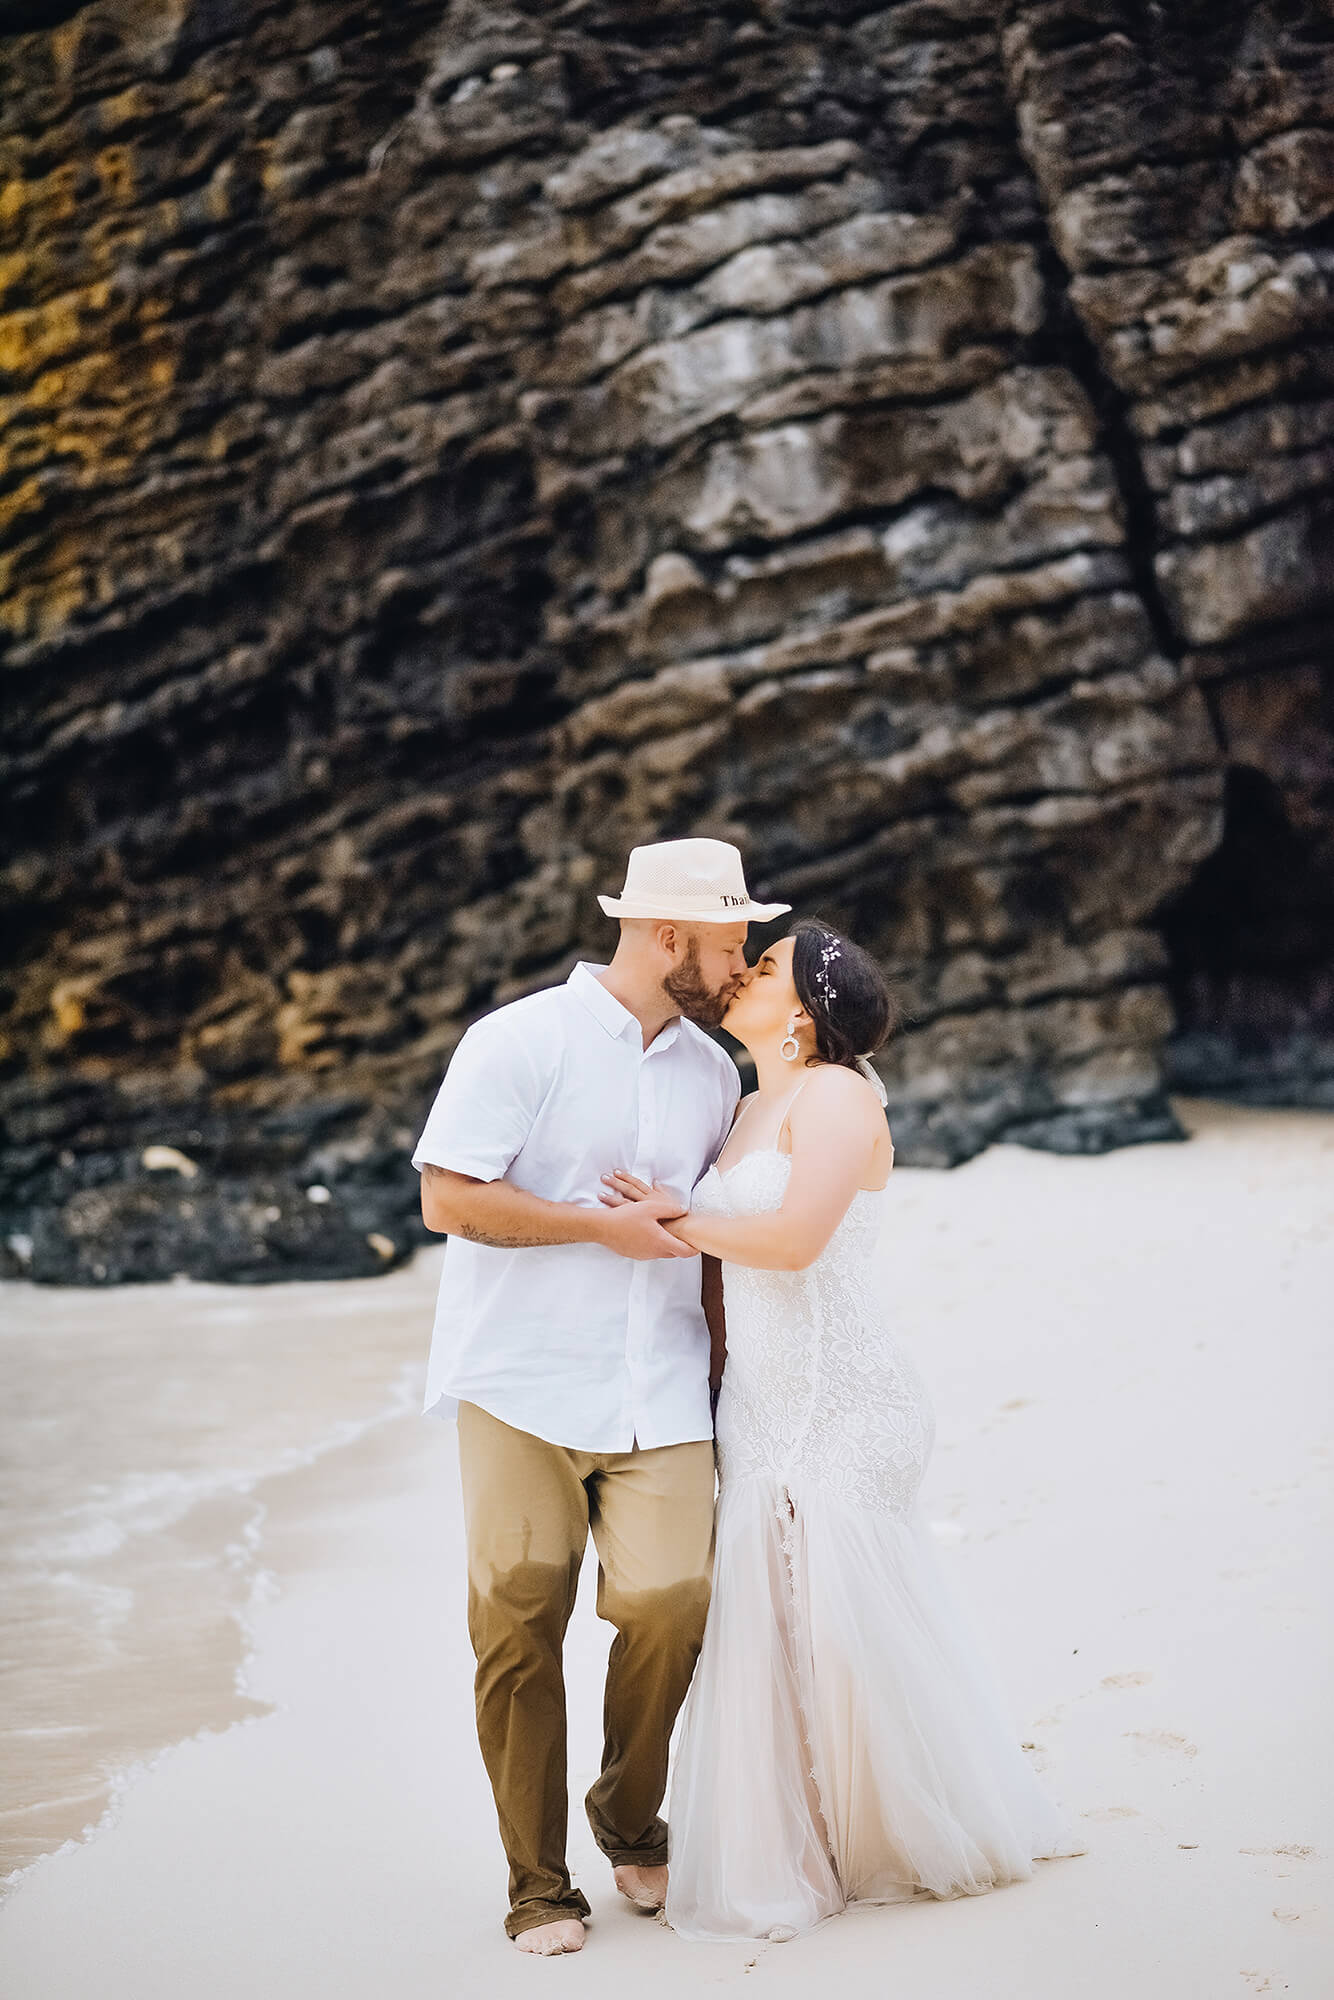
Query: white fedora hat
598 838 790 924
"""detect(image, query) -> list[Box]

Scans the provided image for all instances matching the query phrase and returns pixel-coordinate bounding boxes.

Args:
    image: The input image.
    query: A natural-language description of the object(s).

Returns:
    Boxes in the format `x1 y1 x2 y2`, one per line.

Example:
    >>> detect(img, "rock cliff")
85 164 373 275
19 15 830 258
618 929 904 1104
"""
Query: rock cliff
2 0 1331 1281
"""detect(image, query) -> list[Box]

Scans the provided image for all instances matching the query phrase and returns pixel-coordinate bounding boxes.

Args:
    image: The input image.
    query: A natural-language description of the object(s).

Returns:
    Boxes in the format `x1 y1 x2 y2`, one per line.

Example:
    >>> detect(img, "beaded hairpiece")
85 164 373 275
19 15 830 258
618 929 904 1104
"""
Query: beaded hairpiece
813 936 841 1007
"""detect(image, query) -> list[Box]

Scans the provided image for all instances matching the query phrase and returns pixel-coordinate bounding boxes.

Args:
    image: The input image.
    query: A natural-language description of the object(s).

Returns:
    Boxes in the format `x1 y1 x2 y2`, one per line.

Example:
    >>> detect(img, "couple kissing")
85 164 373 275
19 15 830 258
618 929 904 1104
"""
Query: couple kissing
413 838 1078 1954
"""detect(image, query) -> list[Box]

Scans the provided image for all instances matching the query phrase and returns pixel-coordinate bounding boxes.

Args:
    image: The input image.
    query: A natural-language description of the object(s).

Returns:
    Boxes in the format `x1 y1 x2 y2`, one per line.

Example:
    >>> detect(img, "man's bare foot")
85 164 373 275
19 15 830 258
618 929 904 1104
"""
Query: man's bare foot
514 1919 586 1955
613 1863 668 1912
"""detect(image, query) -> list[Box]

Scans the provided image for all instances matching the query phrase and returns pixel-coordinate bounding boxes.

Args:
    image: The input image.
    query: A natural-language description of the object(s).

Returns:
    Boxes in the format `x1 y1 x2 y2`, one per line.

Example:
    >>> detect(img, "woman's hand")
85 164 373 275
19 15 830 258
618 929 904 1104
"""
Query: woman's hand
599 1171 680 1209
600 1173 697 1244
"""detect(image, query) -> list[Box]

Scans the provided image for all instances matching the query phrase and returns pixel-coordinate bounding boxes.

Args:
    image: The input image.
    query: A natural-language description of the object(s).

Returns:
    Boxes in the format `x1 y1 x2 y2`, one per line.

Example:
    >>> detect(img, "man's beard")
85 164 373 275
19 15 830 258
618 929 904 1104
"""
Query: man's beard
663 939 738 1030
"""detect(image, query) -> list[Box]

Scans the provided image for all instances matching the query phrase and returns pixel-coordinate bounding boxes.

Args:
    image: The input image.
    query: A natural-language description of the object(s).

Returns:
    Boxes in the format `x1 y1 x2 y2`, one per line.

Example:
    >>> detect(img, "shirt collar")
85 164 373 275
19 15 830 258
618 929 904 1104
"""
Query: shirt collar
567 963 681 1052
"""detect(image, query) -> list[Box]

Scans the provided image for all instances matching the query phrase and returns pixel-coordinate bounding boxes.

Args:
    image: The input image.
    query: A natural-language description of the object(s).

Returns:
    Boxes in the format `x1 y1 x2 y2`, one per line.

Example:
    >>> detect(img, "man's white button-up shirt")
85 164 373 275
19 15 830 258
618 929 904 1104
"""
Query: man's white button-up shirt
411 962 741 1452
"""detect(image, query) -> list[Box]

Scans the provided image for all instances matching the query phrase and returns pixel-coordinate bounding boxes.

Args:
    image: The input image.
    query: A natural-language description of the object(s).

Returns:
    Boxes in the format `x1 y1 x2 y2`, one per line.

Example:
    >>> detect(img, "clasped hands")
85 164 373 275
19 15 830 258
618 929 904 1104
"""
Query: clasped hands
597 1170 695 1261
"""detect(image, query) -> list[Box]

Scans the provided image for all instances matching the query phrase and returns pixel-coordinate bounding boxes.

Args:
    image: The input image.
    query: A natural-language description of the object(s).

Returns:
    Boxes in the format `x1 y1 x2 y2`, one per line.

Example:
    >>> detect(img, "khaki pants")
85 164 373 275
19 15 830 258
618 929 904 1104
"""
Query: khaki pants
456 1401 716 1938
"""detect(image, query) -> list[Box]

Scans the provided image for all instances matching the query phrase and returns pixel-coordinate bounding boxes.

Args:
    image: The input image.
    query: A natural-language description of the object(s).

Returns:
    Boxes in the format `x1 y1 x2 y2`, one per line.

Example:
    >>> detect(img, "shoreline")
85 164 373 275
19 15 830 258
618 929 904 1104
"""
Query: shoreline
1 1100 1331 1995
0 1264 438 1883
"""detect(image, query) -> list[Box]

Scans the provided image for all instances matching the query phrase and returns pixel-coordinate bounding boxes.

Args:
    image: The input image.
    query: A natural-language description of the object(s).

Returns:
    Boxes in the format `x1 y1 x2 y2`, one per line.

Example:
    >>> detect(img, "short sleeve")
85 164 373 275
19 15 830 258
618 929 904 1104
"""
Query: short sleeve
411 1014 545 1182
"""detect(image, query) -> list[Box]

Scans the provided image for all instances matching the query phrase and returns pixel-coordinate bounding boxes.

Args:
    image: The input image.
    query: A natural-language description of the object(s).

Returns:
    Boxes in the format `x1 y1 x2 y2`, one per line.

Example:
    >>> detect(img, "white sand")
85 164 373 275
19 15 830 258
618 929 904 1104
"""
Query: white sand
1 1100 1331 1998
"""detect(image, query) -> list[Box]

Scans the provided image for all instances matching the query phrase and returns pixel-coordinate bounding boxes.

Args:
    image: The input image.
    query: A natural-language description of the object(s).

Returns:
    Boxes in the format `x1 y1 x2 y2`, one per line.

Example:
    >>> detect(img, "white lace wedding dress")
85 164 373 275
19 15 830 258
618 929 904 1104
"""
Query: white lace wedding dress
666 1147 1078 1942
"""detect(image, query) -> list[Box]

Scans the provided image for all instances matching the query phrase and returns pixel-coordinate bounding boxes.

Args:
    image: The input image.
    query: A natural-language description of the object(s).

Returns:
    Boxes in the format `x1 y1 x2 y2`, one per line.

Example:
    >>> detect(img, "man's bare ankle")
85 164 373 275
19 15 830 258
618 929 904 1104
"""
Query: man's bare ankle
513 1917 586 1955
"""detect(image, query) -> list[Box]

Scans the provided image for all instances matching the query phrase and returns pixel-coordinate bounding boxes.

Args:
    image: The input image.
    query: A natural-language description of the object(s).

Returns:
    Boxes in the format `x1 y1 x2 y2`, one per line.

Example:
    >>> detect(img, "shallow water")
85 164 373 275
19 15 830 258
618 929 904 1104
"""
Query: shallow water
0 1252 444 1879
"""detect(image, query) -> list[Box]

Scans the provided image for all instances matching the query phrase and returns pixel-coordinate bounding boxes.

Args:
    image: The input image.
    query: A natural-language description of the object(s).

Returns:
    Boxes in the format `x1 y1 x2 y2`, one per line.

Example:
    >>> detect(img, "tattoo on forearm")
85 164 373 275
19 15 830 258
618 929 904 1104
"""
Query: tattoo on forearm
422 1164 562 1248
452 1221 547 1249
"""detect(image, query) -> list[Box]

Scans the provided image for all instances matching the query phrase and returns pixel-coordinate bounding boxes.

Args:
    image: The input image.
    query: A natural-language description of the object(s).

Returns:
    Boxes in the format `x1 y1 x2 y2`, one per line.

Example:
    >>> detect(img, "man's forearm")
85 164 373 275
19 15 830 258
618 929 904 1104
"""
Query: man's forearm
422 1168 605 1248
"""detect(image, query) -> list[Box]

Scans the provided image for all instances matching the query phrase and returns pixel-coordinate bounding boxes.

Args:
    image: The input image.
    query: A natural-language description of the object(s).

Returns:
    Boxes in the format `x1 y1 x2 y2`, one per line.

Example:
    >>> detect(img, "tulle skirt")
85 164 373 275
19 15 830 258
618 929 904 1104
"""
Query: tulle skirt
666 1472 1080 1942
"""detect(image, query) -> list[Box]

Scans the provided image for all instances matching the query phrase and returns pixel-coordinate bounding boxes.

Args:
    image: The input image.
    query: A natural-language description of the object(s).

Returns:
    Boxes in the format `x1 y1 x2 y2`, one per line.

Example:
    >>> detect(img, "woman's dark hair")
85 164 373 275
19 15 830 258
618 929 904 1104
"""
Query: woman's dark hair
789 918 897 1071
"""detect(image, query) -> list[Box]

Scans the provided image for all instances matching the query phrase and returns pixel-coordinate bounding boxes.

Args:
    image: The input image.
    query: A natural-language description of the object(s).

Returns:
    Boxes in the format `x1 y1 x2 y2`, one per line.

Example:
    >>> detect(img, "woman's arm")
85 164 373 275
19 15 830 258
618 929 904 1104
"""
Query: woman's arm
603 1068 889 1272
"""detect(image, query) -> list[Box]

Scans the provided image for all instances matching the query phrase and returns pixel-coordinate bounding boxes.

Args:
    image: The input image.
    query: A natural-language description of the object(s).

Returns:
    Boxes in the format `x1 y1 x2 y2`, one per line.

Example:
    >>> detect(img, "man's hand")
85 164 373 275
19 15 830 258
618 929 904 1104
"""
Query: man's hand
419 1162 694 1258
595 1180 696 1260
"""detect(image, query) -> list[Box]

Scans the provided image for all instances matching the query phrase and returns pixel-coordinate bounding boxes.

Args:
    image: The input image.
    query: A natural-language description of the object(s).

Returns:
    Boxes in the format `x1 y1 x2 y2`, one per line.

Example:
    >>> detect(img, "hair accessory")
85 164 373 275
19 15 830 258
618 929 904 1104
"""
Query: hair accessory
813 936 841 1008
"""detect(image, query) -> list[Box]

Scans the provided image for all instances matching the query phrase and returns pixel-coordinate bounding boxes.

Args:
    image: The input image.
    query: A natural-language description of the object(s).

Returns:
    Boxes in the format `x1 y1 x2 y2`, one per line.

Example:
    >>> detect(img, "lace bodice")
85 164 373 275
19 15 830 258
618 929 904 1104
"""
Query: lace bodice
696 1149 935 1514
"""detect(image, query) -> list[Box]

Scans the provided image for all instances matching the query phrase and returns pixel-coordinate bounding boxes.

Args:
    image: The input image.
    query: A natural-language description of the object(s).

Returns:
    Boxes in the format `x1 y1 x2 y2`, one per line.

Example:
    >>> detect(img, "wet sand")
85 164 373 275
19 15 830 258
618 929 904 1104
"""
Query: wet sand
1 1270 424 1876
1 1101 1331 1997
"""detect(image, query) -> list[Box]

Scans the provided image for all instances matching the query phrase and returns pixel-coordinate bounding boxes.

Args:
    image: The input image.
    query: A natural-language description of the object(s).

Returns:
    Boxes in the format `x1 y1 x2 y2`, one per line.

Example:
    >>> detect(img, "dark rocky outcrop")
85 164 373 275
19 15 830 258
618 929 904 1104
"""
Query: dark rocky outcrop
2 0 1331 1281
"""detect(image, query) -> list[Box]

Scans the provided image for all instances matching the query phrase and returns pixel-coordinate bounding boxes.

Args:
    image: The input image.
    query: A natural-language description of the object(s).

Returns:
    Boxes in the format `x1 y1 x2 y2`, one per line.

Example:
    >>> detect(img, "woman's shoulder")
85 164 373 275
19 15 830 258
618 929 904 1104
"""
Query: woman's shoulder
786 1062 885 1136
795 1061 882 1108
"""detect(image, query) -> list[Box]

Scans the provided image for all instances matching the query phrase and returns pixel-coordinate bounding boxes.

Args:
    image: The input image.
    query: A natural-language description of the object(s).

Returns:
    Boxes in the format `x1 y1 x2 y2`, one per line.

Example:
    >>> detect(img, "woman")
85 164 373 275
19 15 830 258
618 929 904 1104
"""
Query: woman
601 919 1079 1942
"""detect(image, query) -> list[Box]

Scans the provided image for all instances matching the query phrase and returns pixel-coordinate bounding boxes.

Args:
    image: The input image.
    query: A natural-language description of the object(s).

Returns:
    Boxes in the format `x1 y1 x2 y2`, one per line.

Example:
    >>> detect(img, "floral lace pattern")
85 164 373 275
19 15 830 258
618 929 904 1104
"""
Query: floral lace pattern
697 1150 935 1515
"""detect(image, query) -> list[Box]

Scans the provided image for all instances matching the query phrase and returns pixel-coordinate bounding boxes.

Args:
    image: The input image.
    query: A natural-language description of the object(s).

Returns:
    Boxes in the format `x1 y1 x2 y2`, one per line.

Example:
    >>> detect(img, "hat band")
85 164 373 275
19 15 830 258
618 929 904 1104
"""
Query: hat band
617 890 755 909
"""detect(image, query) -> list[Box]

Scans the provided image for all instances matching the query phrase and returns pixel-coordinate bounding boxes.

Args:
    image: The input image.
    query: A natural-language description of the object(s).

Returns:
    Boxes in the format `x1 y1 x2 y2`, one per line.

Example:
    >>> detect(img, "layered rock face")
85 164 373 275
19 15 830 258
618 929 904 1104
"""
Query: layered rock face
2 0 1332 1281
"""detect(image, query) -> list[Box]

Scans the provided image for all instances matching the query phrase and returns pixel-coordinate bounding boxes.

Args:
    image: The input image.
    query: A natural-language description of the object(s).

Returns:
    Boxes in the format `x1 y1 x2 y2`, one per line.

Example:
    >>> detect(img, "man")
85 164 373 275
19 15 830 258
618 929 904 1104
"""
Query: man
413 838 788 1956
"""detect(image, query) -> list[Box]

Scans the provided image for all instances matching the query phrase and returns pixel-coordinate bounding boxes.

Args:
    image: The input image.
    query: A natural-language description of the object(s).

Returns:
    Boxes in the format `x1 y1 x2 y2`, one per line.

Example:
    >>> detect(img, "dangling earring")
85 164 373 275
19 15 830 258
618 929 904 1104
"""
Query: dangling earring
779 1015 800 1063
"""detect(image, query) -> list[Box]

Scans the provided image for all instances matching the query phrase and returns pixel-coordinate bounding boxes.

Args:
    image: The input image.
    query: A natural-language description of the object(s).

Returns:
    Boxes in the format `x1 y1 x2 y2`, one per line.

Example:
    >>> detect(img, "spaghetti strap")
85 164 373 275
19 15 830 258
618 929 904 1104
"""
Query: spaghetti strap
715 1073 812 1176
775 1072 812 1154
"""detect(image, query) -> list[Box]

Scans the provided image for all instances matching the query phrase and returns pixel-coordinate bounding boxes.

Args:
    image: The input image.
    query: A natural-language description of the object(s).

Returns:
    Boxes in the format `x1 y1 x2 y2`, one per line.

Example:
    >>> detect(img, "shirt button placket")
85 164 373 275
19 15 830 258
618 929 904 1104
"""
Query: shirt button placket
628 1051 657 1448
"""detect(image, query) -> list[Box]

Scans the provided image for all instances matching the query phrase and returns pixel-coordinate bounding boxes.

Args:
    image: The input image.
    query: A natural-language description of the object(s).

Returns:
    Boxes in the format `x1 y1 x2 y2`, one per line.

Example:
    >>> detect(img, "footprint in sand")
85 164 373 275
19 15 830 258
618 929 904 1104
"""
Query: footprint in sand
1124 1730 1197 1758
1242 1844 1317 1861
979 1398 1036 1435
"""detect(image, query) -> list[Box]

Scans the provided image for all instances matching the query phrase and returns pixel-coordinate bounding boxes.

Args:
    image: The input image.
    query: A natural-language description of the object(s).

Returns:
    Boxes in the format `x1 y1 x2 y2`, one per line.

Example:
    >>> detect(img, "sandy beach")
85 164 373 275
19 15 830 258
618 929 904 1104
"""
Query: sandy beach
1 1099 1331 1998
